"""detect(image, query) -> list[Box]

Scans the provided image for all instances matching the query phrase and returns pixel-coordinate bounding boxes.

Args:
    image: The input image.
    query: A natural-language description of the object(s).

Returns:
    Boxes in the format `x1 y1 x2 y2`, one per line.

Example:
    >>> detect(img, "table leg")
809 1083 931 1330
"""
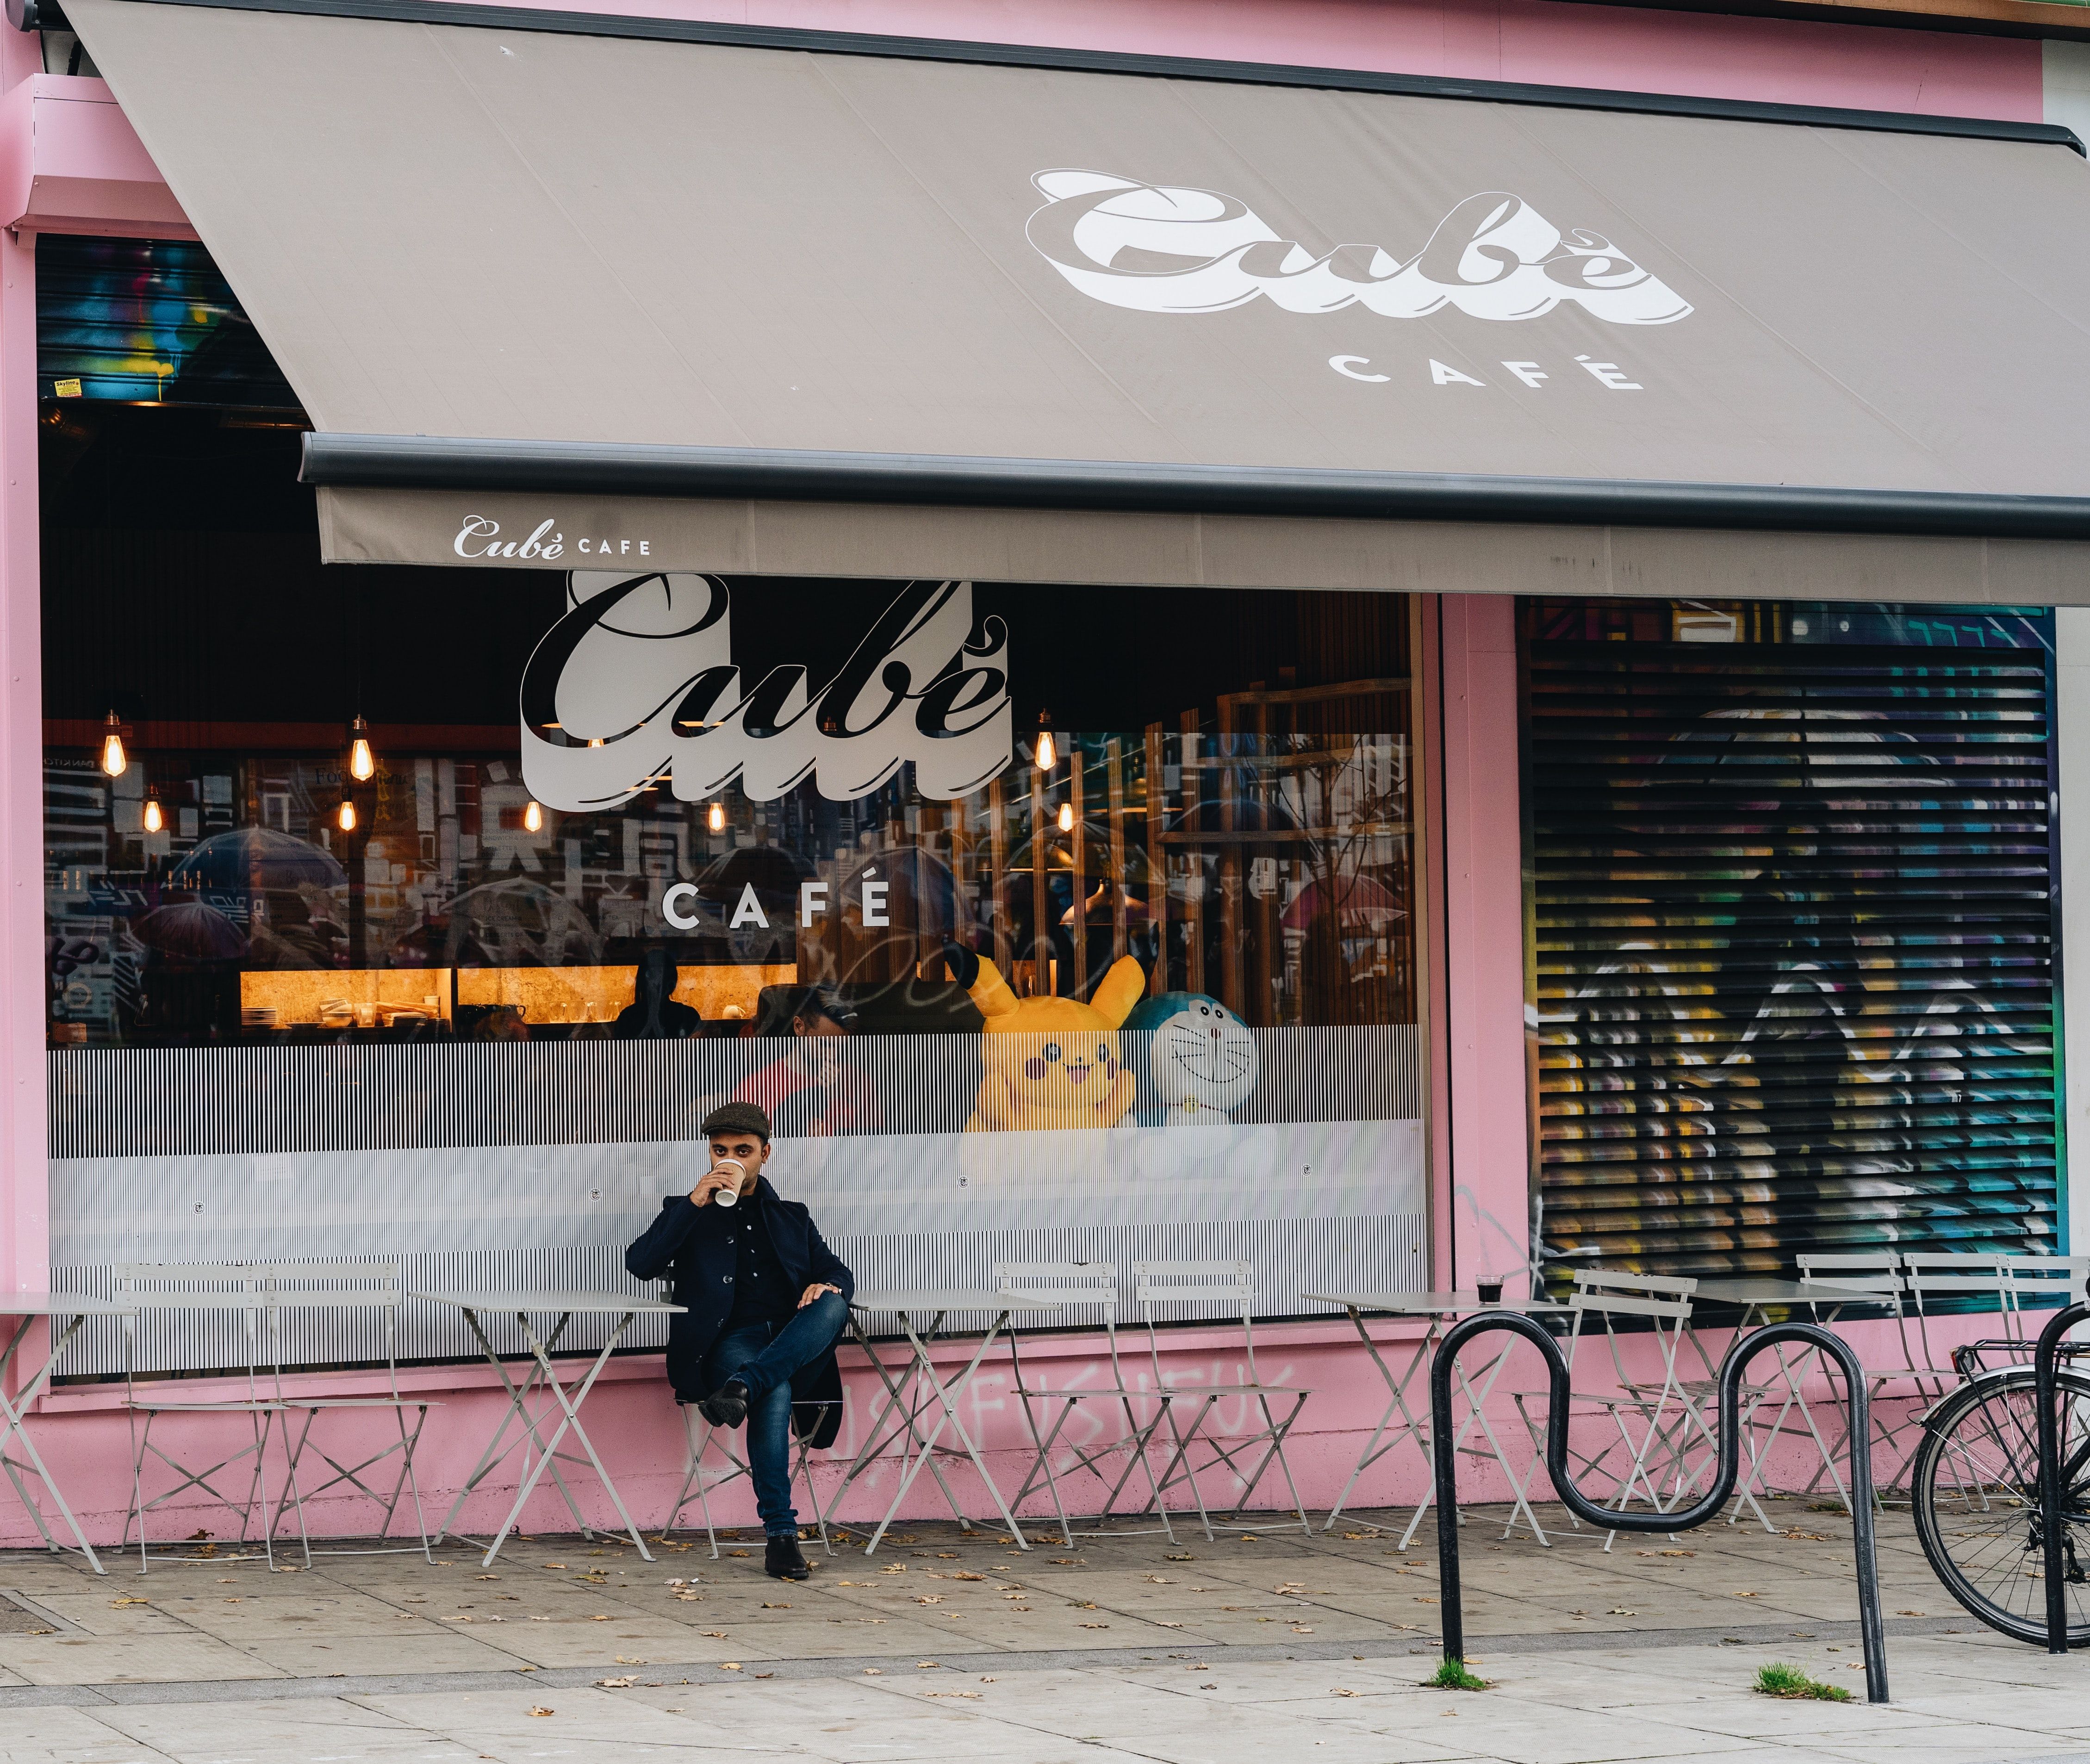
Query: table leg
483 1311 652 1565
1325 1309 1440 1532
836 1312 974 1547
0 1314 106 1573
431 1308 595 1550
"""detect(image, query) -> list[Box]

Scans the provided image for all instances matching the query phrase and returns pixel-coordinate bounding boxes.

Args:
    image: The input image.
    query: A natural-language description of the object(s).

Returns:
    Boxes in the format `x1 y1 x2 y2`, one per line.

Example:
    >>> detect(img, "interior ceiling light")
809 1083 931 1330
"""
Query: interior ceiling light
100 711 127 778
142 792 163 834
347 714 376 782
1035 713 1056 772
523 800 544 833
708 802 726 833
336 796 357 833
1057 801 1075 833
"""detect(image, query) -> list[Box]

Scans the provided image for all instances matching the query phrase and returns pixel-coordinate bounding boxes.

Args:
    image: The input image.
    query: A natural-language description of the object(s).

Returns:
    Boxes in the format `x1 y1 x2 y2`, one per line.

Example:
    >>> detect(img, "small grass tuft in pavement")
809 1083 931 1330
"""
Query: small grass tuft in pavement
1754 1662 1852 1702
1426 1658 1491 1691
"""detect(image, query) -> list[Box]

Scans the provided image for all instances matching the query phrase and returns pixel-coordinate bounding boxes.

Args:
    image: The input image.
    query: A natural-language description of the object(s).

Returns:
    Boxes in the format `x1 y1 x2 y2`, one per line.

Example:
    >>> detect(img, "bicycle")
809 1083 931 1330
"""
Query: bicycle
1910 1338 2090 1646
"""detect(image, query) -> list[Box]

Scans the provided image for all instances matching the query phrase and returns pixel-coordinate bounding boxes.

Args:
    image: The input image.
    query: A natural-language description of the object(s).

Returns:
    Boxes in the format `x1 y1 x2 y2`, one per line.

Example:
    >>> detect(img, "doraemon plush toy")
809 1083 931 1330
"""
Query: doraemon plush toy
1122 992 1261 1125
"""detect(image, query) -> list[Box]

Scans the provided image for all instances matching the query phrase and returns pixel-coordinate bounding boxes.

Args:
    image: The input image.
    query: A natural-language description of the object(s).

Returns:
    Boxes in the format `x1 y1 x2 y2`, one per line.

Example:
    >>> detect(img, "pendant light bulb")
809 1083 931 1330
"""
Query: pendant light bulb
142 795 163 834
1057 801 1074 833
708 802 726 833
523 799 544 833
336 796 357 833
347 715 376 783
1036 727 1056 770
100 712 127 778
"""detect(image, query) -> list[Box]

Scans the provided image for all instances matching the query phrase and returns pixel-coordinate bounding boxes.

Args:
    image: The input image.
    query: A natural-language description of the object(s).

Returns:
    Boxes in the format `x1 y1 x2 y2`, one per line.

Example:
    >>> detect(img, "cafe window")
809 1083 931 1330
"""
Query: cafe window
42 404 1427 1362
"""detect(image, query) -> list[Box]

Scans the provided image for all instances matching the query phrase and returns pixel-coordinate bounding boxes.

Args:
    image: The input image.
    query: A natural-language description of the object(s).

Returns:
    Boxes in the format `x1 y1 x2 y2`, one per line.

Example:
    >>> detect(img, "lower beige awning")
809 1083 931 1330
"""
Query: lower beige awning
64 0 2090 593
318 483 2090 605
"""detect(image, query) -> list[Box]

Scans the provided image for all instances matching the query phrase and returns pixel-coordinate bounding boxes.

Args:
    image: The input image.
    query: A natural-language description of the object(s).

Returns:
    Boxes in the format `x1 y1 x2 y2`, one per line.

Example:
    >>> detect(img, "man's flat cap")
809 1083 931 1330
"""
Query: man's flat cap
702 1100 772 1142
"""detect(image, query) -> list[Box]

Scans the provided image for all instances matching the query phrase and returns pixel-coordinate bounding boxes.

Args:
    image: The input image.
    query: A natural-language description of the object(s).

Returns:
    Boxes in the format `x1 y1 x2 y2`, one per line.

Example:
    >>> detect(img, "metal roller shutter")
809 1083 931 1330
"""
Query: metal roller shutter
1524 600 2061 1291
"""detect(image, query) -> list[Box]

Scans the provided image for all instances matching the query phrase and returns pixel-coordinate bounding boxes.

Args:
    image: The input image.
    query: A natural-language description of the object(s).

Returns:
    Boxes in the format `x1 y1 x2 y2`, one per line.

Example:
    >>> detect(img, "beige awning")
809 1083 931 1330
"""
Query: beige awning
63 0 2090 596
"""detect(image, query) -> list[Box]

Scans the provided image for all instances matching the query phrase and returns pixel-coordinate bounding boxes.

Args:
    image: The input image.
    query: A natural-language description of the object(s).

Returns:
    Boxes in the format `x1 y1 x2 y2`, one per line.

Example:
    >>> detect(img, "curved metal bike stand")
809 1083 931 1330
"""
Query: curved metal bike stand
1429 1312 1888 1703
2035 1285 2090 1654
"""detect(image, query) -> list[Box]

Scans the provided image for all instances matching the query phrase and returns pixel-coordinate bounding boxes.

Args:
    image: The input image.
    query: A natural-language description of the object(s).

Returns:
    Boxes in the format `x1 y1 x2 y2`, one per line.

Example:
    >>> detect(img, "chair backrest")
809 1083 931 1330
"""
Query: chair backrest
995 1261 1122 1392
2001 1255 2090 1340
1565 1269 1698 1387
1900 1253 2011 1369
1797 1251 1920 1366
258 1258 408 1398
1132 1259 1259 1382
112 1262 269 1396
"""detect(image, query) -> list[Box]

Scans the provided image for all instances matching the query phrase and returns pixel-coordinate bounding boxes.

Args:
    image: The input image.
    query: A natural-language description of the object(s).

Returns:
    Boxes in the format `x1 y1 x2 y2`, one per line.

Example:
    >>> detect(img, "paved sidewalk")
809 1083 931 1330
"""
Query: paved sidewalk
0 1498 2081 1764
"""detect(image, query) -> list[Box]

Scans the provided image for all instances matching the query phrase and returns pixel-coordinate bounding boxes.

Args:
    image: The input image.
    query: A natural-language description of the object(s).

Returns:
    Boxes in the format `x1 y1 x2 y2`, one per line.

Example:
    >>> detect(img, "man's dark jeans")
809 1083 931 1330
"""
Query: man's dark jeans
700 1289 849 1537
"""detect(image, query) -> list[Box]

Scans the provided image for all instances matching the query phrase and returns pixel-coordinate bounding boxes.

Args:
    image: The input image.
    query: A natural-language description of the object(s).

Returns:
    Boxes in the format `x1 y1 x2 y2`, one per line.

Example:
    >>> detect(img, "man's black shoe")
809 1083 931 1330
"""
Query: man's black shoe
698 1380 749 1428
765 1534 811 1580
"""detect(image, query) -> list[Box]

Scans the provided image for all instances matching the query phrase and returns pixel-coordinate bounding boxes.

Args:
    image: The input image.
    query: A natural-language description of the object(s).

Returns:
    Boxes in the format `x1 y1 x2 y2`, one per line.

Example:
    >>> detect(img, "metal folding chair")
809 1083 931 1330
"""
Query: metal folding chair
261 1259 436 1562
1797 1251 1941 1494
1950 1255 2090 1377
1131 1260 1312 1539
994 1261 1176 1543
1504 1271 1742 1547
117 1262 293 1573
662 1397 836 1559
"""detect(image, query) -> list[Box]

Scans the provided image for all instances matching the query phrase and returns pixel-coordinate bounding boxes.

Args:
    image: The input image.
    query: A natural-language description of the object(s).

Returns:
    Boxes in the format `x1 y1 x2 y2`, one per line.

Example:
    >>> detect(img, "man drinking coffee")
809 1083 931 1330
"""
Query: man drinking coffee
624 1100 853 1579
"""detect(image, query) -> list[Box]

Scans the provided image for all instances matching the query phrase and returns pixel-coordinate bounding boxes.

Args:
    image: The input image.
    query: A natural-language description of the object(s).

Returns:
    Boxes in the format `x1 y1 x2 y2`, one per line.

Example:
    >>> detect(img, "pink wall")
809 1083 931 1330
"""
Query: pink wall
1439 595 1533 1298
458 0 2046 118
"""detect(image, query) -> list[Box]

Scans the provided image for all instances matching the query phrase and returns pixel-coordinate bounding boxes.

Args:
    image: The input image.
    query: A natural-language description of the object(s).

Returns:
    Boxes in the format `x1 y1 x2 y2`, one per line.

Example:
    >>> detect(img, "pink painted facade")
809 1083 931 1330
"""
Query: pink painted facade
0 0 2051 1547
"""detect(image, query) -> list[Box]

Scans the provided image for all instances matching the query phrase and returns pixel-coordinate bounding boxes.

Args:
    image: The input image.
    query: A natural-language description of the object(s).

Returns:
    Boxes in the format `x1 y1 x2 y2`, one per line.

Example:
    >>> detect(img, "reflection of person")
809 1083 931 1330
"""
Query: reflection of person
615 947 702 1040
623 1102 853 1581
733 986 878 1135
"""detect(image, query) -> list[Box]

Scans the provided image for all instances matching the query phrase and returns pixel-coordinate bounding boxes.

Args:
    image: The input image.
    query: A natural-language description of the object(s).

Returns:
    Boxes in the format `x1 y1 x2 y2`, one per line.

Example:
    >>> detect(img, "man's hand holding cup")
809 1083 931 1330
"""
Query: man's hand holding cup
691 1158 747 1209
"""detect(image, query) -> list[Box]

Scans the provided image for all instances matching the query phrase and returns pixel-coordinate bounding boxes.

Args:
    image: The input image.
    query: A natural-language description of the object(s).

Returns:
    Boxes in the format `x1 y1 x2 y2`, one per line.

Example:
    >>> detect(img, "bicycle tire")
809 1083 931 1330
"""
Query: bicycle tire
1911 1367 2090 1646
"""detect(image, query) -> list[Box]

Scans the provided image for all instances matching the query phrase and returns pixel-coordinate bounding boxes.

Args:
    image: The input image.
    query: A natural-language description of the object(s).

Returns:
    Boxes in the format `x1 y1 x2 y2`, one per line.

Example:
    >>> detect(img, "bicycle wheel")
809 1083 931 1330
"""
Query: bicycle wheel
1911 1368 2090 1646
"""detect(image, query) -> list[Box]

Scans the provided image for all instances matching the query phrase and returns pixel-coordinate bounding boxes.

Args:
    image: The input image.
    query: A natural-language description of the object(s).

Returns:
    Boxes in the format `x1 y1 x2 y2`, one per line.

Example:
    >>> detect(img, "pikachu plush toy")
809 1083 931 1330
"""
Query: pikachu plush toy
945 943 1146 1132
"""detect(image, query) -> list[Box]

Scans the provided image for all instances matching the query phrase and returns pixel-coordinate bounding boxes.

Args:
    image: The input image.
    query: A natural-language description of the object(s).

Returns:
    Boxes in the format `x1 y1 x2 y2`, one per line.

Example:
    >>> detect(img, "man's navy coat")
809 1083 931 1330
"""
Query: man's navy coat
624 1176 855 1447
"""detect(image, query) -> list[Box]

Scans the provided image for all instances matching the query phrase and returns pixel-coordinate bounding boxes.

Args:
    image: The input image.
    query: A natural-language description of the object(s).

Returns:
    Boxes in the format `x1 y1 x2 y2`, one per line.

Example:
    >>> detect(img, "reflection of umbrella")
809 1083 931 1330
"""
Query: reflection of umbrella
1281 874 1403 934
444 877 601 967
171 828 346 893
132 900 246 961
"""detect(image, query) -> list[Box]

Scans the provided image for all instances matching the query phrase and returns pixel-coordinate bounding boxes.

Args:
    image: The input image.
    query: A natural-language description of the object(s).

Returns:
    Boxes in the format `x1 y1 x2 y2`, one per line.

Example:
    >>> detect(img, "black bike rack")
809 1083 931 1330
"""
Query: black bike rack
1429 1313 1888 1703
2035 1283 2090 1654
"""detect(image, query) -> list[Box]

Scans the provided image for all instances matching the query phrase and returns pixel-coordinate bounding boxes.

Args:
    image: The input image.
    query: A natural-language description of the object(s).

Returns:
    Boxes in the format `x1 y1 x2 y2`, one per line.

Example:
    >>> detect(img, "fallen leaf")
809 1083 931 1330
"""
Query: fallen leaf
1607 1609 1638 1617
1897 1609 1926 1617
1080 1622 1110 1629
1333 1688 1360 1697
915 1596 944 1605
594 1677 637 1689
476 1574 500 1582
615 1656 647 1665
699 1631 728 1639
589 1615 610 1621
728 1551 750 1559
1292 1627 1315 1634
1414 1596 1438 1603
1734 1592 1761 1599
925 1691 981 1699
952 1572 986 1581
110 1598 149 1607
761 1603 791 1609
753 1672 774 1679
1165 1553 1194 1562
1049 1557 1082 1565
1156 1621 1183 1628
863 1668 883 1676
721 1662 742 1671
528 1707 554 1718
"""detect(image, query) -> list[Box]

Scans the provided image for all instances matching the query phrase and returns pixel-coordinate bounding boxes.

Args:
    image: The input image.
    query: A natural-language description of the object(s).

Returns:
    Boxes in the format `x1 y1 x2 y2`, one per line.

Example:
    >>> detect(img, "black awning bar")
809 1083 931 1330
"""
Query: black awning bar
87 0 2088 149
301 432 2090 542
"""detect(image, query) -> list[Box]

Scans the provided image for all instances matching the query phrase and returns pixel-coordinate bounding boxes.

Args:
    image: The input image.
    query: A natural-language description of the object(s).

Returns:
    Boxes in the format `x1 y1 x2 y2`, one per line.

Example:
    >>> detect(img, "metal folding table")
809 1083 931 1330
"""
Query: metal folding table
1304 1290 1572 1546
835 1289 1039 1554
419 1288 684 1565
0 1295 137 1575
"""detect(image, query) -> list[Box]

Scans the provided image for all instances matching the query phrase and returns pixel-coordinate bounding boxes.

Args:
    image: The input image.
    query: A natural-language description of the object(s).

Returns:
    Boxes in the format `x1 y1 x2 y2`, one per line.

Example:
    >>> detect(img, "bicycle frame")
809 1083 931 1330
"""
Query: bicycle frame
2034 1288 2090 1655
1430 1312 1887 1704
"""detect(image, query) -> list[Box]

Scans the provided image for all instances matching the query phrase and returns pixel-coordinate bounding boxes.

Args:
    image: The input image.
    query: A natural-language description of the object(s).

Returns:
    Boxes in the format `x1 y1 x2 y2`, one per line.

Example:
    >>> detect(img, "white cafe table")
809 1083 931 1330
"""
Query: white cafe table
837 1290 1040 1555
1303 1290 1574 1547
0 1294 137 1575
1685 1276 1884 1515
418 1289 684 1566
